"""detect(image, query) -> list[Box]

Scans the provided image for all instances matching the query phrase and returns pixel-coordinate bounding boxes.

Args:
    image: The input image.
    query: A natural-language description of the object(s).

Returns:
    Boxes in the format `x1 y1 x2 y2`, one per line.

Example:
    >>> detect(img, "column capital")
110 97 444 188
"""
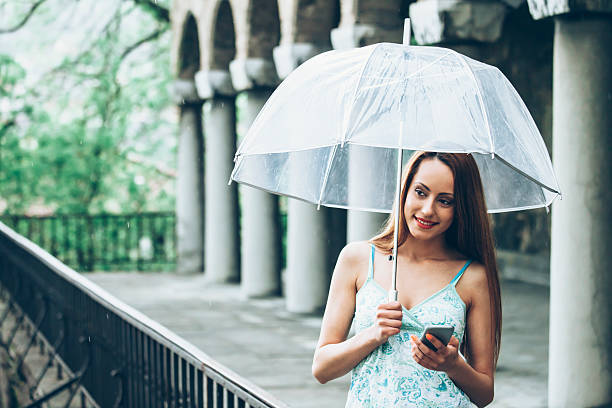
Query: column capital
272 42 331 80
527 0 612 19
331 24 402 50
409 0 508 45
172 79 203 105
194 70 236 99
229 58 280 92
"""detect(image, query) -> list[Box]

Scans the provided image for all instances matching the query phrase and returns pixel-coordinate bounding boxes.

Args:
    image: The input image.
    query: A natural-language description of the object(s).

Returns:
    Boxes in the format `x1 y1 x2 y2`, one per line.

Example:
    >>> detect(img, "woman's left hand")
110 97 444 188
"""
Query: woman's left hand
409 334 460 373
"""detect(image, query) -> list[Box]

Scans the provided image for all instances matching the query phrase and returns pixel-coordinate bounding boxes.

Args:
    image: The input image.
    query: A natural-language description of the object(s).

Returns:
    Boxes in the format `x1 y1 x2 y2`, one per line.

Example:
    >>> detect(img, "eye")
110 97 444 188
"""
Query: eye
439 198 454 206
415 188 426 197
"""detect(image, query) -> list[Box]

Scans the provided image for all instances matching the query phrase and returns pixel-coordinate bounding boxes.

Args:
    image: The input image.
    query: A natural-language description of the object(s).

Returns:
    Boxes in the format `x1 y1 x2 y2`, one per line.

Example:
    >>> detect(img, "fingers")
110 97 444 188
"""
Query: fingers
425 333 445 351
375 308 403 321
410 336 438 368
448 335 459 348
376 318 402 329
377 301 403 311
411 335 440 359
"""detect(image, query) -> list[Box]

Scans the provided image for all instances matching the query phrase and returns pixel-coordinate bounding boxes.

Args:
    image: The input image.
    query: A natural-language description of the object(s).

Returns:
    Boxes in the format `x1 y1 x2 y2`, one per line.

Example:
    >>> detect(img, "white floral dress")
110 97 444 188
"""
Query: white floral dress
345 245 474 408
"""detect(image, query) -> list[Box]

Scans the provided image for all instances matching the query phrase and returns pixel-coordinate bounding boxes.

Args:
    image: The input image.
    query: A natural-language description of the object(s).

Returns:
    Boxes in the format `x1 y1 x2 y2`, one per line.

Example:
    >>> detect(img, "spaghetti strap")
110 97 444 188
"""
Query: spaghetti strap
450 260 472 286
368 244 375 280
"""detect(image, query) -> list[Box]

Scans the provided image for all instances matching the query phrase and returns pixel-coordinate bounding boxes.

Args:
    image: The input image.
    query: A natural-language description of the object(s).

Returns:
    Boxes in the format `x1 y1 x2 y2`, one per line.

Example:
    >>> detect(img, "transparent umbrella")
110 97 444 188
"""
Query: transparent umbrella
230 20 561 300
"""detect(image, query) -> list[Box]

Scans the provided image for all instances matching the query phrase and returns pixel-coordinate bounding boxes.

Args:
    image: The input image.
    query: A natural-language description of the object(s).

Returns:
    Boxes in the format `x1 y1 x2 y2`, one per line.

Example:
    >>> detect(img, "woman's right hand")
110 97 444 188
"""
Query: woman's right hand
371 301 403 344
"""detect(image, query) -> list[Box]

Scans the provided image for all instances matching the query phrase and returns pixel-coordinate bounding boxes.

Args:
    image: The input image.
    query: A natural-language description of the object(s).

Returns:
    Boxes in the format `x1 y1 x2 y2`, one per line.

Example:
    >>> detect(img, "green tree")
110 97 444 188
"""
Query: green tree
0 0 175 215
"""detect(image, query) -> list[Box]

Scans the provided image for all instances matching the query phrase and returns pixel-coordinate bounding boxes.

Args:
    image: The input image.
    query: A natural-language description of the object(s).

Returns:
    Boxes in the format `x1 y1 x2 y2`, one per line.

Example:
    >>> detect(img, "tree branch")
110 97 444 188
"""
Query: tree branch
0 0 48 34
0 119 16 139
120 26 167 61
130 0 169 23
126 152 176 178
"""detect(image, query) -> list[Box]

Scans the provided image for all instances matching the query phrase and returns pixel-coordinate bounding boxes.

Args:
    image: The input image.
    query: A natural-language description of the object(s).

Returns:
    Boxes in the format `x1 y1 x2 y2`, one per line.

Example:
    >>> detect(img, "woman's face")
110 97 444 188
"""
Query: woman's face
403 158 455 241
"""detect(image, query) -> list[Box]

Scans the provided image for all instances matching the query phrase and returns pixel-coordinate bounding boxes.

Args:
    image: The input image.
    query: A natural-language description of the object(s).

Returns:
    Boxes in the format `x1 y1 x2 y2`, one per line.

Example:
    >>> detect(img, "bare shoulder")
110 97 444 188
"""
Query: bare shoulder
456 261 489 307
337 240 371 267
334 241 371 288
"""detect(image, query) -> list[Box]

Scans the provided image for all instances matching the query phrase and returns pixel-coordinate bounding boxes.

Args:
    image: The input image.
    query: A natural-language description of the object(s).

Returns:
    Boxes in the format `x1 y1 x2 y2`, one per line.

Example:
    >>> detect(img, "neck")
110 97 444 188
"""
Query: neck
397 233 449 262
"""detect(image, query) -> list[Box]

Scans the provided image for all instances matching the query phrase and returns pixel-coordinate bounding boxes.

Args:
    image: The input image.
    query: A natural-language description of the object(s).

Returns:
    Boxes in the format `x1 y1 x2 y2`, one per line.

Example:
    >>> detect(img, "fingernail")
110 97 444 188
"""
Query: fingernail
426 334 433 340
410 335 417 342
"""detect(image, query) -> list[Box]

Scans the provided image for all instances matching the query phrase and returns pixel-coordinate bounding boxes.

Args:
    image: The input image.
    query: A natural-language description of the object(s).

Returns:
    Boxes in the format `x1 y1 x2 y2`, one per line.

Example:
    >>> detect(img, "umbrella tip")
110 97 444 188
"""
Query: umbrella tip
403 18 411 45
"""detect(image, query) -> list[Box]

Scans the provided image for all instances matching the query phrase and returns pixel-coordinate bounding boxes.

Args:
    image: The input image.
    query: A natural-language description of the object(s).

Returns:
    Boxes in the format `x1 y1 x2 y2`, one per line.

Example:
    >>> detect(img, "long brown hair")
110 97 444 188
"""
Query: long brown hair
371 151 502 364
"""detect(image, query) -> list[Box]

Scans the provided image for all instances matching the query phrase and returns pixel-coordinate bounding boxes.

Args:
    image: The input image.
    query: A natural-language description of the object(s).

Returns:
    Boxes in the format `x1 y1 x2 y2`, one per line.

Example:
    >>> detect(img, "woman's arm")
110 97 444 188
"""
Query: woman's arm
410 263 495 407
449 263 495 406
312 242 403 384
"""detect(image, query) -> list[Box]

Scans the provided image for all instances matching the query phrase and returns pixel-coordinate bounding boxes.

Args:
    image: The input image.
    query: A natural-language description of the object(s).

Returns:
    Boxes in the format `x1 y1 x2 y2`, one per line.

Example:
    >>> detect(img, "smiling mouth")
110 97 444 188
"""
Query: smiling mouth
415 216 438 228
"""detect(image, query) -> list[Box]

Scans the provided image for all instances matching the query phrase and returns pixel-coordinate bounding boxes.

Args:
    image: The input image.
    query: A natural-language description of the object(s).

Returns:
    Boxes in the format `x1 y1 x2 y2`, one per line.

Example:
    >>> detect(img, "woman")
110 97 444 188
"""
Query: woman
312 151 501 407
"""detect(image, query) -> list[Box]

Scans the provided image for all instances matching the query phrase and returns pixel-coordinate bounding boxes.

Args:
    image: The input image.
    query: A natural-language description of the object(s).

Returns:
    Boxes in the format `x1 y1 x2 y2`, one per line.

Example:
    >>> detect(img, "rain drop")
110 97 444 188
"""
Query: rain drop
88 336 91 342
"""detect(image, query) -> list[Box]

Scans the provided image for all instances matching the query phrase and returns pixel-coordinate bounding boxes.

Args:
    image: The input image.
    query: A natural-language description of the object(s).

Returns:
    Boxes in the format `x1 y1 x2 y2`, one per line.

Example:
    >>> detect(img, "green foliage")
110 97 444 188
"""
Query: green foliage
0 0 175 215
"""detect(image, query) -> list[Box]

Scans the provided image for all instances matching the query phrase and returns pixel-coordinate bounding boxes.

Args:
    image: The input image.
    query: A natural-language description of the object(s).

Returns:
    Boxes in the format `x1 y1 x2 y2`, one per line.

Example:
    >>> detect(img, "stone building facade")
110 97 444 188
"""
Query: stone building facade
169 0 612 405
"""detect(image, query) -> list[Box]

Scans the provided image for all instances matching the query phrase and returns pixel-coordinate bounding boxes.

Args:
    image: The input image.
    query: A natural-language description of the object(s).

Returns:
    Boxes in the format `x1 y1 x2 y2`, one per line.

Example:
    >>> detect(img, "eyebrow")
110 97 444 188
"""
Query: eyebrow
415 182 454 197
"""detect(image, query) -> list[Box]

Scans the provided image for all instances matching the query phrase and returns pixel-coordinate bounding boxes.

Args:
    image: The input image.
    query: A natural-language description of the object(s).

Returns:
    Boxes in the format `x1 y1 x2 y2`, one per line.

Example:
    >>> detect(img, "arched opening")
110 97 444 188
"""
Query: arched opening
178 13 201 79
175 13 204 275
212 0 236 70
295 0 341 44
357 0 404 30
248 0 280 59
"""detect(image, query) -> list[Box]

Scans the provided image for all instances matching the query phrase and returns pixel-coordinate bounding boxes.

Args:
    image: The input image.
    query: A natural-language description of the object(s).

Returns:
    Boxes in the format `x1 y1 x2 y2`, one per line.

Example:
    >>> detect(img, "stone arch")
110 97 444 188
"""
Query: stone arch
247 0 281 59
211 0 236 70
178 13 201 79
295 0 341 44
356 0 405 30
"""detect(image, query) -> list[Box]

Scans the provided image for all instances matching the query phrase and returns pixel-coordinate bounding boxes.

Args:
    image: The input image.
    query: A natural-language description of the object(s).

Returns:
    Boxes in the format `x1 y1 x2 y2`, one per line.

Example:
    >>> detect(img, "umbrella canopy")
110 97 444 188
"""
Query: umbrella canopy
230 42 561 214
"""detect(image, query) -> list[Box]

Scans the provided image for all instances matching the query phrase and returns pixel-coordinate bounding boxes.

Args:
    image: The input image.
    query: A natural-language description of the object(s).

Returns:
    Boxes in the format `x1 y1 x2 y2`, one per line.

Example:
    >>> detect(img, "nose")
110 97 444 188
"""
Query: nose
421 197 435 216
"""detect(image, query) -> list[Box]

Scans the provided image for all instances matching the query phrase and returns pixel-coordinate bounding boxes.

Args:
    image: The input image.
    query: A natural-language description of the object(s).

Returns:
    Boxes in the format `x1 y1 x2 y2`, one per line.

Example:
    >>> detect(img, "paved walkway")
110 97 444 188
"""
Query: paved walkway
85 272 548 408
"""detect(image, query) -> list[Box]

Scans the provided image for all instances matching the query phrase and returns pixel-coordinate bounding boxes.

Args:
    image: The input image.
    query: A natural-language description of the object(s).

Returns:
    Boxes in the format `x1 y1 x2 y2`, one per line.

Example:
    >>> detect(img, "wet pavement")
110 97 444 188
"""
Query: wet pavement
85 272 549 408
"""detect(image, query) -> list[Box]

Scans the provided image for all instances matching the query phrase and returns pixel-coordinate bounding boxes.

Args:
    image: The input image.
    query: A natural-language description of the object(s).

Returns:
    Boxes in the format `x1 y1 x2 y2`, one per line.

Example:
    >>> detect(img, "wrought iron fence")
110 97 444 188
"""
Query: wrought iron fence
0 212 176 272
0 221 289 408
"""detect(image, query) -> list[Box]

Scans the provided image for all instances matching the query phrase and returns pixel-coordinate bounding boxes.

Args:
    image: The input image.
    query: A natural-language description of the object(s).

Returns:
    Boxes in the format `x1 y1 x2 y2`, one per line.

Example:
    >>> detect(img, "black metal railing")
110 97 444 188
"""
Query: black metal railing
0 221 289 408
0 212 176 272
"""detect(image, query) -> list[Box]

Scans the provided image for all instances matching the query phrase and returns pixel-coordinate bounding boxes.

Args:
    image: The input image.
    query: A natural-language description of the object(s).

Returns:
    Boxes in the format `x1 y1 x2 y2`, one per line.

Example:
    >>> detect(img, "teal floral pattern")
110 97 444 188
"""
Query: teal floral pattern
345 247 474 408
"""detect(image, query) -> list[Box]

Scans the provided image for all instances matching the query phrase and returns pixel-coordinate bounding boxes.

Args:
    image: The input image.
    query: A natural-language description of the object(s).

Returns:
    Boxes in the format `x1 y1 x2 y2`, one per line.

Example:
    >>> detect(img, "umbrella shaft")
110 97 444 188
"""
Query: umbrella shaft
390 128 403 302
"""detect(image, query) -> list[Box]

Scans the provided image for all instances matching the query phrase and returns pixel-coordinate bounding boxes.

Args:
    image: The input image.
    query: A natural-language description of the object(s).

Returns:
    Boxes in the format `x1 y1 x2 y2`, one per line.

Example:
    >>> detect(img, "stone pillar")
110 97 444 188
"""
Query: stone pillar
272 44 346 313
173 79 204 274
195 70 240 283
230 58 282 298
346 147 389 243
347 211 388 242
526 2 612 404
331 19 403 244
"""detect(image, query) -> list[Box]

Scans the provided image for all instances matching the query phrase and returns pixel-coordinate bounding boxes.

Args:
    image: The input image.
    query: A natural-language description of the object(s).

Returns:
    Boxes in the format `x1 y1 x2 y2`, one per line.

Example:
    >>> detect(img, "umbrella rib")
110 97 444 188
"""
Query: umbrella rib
493 154 561 195
317 144 339 209
357 51 454 92
452 50 495 157
342 45 380 146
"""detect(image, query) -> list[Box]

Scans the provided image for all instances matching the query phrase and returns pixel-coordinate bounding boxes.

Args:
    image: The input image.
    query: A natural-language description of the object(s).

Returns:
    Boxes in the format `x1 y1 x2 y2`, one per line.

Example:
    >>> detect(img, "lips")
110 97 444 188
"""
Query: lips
414 216 438 229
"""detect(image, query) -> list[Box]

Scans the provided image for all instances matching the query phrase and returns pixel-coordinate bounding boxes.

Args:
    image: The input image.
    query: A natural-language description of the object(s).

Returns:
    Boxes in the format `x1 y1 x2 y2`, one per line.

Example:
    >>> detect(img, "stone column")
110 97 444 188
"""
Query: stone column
347 211 388 242
230 58 282 298
273 44 346 313
331 21 404 244
195 70 240 283
527 2 612 404
173 79 204 274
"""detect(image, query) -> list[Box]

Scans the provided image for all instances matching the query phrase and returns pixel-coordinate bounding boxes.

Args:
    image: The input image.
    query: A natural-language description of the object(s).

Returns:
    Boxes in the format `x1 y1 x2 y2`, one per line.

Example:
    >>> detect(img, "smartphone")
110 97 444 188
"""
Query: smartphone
420 325 454 352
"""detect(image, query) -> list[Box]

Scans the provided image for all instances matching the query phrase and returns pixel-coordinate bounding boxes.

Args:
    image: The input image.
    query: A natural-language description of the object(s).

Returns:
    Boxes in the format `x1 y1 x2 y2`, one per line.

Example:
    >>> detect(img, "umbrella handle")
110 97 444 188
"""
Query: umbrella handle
388 290 398 302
